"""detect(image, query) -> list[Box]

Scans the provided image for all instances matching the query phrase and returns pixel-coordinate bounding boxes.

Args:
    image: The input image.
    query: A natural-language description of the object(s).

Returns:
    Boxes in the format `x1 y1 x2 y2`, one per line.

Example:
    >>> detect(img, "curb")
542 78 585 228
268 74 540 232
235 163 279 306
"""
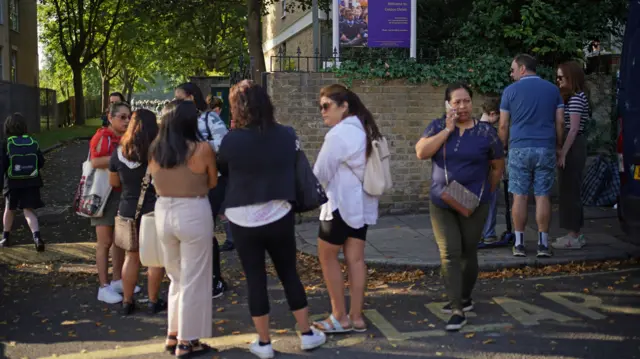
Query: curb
296 237 640 272
42 136 91 154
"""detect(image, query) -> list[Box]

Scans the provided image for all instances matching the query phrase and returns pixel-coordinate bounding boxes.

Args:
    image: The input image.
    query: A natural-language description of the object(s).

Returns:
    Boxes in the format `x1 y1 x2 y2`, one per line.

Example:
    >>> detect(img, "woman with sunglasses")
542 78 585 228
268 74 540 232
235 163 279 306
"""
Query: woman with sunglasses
89 102 140 304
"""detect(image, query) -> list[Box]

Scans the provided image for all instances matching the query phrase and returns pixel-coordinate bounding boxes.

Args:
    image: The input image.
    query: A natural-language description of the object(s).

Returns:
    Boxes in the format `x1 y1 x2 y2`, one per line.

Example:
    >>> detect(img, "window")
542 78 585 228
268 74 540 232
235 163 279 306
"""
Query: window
0 0 5 25
9 0 19 32
281 0 287 18
10 50 16 83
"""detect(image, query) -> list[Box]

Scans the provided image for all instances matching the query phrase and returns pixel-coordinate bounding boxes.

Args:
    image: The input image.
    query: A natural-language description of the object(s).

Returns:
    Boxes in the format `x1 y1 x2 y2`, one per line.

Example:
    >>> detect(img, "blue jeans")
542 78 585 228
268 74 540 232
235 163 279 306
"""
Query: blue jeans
507 147 556 196
482 190 498 239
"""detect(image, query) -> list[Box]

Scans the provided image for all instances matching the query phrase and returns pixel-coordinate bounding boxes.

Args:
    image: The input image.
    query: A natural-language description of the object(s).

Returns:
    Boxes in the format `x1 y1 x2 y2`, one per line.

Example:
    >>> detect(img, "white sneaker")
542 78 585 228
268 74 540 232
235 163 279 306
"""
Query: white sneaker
551 235 585 250
249 339 274 359
97 285 123 304
300 327 326 351
110 280 141 294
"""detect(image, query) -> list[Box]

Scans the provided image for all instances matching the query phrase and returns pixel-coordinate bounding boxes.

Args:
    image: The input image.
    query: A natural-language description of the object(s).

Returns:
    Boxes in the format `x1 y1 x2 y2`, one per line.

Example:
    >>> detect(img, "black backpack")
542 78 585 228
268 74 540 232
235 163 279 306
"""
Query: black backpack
6 135 40 179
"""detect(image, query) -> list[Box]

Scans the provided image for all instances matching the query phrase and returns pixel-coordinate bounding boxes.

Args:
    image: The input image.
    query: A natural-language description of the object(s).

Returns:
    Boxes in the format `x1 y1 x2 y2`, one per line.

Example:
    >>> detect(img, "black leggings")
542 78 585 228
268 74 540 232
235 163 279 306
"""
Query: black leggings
230 211 308 317
209 176 227 280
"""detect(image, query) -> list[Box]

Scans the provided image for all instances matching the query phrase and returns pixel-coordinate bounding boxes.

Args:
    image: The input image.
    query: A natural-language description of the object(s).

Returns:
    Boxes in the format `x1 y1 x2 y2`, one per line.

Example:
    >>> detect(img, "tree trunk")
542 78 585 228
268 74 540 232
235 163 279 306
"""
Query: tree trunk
101 75 110 111
72 66 86 126
126 81 135 103
247 0 266 84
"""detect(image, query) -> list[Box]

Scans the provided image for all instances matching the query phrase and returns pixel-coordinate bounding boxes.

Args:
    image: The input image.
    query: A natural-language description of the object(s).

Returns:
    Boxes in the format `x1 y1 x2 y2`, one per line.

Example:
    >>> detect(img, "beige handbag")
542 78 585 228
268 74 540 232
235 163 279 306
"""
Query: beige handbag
114 171 151 251
439 141 486 218
139 211 163 267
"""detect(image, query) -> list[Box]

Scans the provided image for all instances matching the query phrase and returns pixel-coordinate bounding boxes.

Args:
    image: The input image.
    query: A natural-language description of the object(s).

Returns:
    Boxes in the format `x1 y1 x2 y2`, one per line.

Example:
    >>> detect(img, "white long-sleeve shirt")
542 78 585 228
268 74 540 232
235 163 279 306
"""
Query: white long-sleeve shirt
313 116 378 229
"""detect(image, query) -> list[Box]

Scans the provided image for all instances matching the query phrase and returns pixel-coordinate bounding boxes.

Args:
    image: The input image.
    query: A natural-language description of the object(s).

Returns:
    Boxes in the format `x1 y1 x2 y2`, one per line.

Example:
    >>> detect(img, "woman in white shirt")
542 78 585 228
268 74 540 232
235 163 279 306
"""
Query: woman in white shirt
313 84 381 333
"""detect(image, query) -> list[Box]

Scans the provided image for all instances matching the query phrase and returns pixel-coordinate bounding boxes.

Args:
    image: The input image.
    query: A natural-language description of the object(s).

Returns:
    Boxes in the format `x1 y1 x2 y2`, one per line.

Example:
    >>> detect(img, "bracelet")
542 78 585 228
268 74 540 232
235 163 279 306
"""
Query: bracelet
443 128 451 133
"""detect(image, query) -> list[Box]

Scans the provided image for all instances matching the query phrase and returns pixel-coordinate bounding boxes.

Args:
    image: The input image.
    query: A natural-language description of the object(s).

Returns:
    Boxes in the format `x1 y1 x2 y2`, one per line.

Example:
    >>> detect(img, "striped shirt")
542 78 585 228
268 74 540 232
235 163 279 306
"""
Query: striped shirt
564 92 590 134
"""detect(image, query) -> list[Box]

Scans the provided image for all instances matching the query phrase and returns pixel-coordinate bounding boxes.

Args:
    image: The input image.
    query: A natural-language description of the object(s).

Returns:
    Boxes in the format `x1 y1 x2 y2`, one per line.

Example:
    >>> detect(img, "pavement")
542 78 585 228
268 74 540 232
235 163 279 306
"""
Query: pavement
296 208 640 270
1 256 639 359
1 141 640 359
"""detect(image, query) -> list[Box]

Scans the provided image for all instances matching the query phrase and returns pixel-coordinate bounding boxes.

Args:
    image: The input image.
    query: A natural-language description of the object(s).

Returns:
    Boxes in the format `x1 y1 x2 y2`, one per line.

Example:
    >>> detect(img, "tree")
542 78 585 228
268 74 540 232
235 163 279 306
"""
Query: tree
132 0 248 80
41 0 122 125
451 0 628 64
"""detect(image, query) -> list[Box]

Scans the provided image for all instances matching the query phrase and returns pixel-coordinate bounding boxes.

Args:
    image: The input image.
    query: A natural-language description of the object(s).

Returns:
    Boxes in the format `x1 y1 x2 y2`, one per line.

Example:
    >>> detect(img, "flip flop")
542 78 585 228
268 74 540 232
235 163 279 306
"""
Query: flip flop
313 314 353 334
348 315 367 332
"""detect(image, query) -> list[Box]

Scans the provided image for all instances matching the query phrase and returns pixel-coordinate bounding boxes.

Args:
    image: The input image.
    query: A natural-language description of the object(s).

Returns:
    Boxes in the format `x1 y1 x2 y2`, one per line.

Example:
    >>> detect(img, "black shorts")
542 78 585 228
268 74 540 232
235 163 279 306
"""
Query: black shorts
5 188 44 210
318 209 368 246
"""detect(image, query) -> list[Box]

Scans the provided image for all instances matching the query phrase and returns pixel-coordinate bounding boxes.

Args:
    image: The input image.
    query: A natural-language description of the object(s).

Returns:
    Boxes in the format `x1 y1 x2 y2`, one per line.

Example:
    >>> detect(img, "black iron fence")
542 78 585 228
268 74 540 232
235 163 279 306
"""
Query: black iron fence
269 46 443 73
0 81 57 133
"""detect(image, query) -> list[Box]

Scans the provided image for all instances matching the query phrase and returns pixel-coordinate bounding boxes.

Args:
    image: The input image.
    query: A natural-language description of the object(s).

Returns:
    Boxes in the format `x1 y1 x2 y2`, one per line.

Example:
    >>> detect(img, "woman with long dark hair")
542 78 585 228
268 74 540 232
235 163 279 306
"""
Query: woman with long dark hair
553 61 590 249
312 84 381 333
175 82 229 298
150 100 218 357
218 80 326 358
109 109 166 315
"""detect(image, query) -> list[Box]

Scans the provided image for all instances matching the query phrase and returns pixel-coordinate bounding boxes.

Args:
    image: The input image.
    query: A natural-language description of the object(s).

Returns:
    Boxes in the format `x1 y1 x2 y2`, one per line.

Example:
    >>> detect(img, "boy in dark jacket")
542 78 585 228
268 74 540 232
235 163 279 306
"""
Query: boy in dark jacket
0 113 46 251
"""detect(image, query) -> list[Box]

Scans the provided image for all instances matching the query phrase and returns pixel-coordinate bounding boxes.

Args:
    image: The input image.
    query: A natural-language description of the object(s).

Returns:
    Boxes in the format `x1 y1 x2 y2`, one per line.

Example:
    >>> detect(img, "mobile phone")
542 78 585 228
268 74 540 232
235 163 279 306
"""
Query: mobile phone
445 101 457 117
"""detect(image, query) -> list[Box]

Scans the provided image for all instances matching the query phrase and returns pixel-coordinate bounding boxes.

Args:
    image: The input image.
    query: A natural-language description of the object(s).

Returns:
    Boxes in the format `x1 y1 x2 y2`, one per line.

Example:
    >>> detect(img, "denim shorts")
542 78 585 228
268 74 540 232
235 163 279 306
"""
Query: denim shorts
507 147 556 196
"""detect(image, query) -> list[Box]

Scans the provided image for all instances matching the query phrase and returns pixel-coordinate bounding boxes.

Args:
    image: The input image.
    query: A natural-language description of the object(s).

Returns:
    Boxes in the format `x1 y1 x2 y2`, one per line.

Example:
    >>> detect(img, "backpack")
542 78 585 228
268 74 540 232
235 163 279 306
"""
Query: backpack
344 123 393 196
6 135 40 180
363 136 393 196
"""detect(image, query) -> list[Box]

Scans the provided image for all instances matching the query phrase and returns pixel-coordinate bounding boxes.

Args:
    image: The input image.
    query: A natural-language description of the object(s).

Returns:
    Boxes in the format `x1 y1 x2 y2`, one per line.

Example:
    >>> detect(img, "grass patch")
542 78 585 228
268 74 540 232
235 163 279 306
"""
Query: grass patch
34 118 102 149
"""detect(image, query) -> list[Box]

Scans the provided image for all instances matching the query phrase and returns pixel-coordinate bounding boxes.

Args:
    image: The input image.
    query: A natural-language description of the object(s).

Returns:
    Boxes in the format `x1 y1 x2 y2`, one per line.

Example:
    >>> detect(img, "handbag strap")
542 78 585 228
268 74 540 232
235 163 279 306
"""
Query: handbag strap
442 120 486 198
134 168 152 220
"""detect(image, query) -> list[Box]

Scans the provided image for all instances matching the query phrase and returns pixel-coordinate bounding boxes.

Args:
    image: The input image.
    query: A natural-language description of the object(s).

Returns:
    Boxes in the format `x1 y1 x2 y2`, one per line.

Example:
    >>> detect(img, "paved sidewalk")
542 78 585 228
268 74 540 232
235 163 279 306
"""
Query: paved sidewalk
296 207 640 270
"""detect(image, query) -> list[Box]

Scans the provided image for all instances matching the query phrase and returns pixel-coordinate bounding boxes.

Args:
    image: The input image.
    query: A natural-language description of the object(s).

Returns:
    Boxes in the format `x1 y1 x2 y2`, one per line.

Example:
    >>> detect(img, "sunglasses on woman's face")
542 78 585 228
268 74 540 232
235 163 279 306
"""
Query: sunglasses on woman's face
319 103 333 112
557 76 564 81
115 114 131 121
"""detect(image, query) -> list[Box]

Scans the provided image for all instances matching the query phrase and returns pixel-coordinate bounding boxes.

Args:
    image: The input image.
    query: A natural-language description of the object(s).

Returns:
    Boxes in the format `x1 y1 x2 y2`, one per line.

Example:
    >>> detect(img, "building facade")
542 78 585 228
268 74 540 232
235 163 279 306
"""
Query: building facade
0 0 38 86
262 1 331 72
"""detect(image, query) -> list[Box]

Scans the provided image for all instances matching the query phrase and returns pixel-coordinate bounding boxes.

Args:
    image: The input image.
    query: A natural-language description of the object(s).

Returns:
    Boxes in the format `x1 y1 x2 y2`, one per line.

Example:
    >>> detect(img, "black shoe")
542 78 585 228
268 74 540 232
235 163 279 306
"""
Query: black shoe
536 244 552 258
34 237 45 252
512 244 526 257
0 237 10 248
445 314 467 332
148 298 168 314
121 301 136 316
441 299 474 314
212 278 227 299
220 241 235 252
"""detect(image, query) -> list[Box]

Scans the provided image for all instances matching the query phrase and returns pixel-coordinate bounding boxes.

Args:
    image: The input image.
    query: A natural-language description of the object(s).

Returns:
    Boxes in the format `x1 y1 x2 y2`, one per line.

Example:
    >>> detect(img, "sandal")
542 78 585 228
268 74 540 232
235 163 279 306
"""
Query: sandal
348 315 368 333
313 314 353 334
176 339 215 359
165 335 178 355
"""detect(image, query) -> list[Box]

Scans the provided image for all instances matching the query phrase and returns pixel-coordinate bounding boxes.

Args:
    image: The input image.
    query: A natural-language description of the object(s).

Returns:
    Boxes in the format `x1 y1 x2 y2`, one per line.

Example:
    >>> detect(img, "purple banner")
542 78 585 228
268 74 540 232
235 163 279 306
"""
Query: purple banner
338 0 411 48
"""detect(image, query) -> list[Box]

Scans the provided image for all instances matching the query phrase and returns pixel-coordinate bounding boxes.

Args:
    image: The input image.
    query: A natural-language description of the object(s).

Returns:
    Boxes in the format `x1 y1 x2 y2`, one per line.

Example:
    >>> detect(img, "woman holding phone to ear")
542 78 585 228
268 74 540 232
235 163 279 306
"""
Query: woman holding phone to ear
415 83 505 332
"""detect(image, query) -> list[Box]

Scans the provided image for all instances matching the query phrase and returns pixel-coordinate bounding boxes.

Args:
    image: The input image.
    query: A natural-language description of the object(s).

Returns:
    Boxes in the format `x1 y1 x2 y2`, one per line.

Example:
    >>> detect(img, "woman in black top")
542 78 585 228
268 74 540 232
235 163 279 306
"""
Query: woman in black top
217 80 326 358
109 109 166 315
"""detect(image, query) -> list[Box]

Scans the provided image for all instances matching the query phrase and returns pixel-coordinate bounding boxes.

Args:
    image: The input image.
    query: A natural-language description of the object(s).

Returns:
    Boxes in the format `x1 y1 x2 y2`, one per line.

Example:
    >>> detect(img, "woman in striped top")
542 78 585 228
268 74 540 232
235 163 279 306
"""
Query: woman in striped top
553 61 590 249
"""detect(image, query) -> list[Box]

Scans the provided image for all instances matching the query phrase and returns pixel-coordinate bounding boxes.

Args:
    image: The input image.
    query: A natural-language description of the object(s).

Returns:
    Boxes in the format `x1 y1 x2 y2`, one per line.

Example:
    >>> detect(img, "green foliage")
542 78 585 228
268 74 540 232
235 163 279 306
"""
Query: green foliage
329 54 554 95
451 0 628 64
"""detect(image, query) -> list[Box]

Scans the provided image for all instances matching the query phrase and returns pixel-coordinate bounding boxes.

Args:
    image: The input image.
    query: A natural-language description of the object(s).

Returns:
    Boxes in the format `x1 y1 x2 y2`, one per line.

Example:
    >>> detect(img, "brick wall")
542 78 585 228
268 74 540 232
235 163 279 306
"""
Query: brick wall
265 72 488 215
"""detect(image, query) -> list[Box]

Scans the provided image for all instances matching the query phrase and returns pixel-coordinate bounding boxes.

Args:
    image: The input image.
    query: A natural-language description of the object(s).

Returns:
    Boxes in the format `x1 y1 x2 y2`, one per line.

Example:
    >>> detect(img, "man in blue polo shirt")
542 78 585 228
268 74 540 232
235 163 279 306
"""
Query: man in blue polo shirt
498 54 564 258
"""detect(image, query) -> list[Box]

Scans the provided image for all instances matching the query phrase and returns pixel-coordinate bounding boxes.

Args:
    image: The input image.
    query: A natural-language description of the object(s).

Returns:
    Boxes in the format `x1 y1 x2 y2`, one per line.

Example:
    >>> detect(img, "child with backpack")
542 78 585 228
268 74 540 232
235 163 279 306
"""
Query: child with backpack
0 113 46 251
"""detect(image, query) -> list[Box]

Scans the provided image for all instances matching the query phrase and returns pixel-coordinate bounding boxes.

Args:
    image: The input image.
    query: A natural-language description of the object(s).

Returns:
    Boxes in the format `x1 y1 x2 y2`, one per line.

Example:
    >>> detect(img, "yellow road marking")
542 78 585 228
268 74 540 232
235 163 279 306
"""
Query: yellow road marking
542 291 640 319
38 334 257 359
493 297 575 326
363 309 512 342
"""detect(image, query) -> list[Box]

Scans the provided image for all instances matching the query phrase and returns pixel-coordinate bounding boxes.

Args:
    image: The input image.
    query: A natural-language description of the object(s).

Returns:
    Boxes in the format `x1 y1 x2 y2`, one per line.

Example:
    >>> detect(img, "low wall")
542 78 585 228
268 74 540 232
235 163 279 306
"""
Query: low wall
265 72 490 214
